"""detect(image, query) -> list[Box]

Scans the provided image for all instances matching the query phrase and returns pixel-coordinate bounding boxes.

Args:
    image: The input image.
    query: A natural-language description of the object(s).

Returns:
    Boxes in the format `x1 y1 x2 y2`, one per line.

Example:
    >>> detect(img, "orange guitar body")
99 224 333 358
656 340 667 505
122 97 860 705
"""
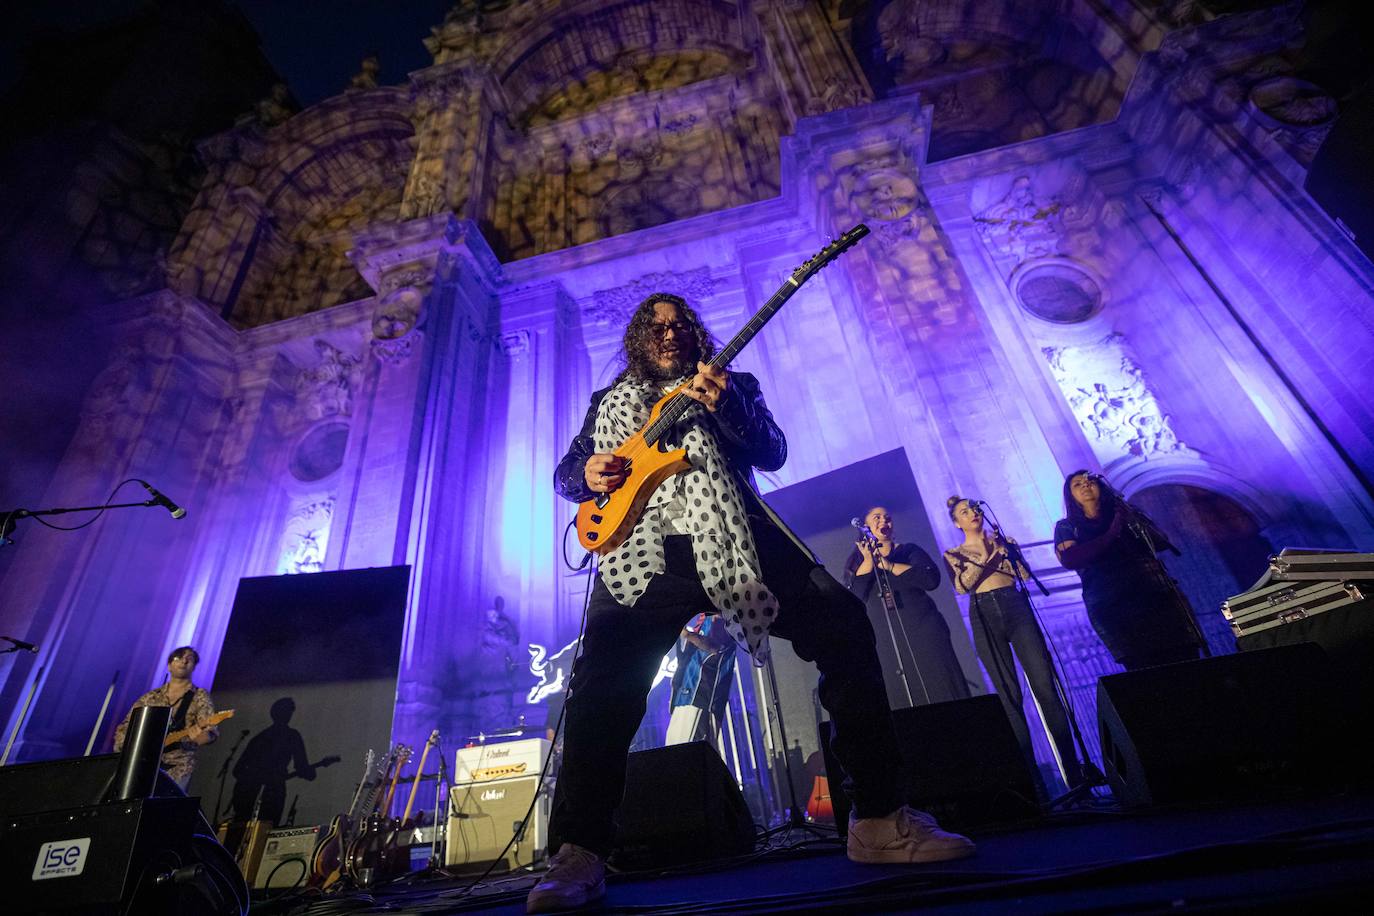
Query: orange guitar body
576 383 692 554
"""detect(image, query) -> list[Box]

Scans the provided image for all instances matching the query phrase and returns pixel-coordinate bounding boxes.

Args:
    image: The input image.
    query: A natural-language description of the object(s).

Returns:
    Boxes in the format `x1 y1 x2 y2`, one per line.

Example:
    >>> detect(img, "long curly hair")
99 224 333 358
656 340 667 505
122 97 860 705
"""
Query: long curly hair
617 293 717 383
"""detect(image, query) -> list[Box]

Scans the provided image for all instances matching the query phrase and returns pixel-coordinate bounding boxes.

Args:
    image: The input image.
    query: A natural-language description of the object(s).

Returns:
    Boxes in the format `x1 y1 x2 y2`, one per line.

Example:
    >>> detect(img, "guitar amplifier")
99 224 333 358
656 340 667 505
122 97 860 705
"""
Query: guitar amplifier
253 825 320 889
445 774 548 872
454 738 549 784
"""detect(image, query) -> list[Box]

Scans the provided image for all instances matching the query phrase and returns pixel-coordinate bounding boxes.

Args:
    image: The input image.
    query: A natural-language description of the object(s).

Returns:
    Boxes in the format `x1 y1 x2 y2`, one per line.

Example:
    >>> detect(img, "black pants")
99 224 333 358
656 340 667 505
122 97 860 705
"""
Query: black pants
969 587 1079 784
550 526 902 857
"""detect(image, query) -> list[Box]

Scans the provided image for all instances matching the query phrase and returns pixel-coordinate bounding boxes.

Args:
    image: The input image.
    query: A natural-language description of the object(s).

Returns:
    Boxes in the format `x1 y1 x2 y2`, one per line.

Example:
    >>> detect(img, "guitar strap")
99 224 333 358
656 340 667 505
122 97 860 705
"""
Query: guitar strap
167 688 196 734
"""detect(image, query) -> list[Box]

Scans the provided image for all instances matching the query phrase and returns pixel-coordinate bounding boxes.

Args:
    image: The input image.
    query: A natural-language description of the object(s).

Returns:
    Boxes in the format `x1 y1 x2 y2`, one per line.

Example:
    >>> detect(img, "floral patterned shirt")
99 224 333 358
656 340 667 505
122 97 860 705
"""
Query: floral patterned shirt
112 684 217 785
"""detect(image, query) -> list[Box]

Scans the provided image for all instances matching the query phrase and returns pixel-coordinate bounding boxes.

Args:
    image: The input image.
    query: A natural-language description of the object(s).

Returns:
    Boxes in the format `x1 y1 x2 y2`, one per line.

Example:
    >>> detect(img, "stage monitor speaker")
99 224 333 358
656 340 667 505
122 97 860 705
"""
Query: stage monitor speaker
446 774 548 872
0 754 247 915
821 694 1040 835
1097 643 1349 807
1305 85 1374 264
610 741 755 870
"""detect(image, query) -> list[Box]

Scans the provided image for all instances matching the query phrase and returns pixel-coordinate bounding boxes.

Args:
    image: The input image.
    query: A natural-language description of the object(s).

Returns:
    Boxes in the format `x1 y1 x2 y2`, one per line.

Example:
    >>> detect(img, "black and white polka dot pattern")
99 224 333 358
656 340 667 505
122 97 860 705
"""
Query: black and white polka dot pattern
595 378 779 664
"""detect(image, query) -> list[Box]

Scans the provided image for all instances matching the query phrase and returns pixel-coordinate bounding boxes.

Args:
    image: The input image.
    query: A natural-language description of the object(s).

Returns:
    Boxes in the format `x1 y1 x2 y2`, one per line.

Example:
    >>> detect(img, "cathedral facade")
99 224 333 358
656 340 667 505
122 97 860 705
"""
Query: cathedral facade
3 1 1372 772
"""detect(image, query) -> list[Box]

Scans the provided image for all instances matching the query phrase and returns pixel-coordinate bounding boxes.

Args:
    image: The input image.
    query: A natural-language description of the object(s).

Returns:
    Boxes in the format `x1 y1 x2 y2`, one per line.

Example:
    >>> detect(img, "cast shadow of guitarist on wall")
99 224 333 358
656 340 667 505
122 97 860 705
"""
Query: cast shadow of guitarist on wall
231 697 338 824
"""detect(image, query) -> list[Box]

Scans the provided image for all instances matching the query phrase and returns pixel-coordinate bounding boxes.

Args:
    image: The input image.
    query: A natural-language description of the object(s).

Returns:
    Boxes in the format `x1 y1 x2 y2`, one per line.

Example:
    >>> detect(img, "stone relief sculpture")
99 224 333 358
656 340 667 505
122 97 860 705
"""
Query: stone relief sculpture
346 54 381 92
1043 334 1191 462
279 498 334 575
297 340 360 420
588 267 716 328
974 175 1063 263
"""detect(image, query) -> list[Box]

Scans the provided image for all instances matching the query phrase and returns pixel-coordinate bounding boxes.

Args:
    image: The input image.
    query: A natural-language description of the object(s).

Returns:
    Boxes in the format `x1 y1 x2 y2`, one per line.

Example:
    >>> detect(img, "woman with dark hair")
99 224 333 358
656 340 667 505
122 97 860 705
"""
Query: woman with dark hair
1053 471 1203 670
844 506 970 708
943 497 1081 788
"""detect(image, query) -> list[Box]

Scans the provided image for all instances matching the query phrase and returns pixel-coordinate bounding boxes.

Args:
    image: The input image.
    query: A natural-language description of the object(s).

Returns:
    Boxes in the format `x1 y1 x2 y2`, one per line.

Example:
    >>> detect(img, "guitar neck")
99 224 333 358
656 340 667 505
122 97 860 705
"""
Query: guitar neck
646 279 801 444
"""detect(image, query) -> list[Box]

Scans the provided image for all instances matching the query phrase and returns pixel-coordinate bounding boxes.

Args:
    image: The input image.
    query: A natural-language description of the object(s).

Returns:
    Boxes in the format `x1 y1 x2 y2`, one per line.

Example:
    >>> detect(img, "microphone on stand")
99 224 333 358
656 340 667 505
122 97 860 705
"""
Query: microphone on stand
138 481 187 519
1 636 39 653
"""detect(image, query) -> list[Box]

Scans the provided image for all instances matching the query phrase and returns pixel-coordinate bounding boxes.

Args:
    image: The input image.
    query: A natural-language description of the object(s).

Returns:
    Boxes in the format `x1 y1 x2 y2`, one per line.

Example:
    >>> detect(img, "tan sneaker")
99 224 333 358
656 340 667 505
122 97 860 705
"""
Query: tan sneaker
526 843 606 913
847 806 976 864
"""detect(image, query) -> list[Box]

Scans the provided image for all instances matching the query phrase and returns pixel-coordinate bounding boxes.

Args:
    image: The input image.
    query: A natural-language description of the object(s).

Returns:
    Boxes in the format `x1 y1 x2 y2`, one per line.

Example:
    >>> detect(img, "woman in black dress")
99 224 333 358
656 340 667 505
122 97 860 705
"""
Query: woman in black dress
1053 471 1203 670
844 506 971 708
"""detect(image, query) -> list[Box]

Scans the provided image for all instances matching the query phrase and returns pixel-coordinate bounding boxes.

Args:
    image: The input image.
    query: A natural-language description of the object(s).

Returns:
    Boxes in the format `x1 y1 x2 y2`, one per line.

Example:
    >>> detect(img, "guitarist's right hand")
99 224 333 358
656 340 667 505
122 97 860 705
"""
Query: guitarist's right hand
585 453 629 494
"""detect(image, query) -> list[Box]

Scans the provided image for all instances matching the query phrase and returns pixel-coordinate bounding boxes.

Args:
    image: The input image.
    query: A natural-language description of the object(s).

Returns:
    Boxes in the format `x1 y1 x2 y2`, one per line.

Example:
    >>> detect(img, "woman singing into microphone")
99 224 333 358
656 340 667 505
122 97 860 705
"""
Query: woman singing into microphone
1053 471 1203 671
943 497 1081 788
843 506 970 708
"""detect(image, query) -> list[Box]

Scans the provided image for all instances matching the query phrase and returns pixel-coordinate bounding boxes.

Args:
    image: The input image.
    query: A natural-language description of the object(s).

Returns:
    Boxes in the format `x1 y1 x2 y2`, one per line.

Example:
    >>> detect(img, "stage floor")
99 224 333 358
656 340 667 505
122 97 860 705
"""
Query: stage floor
253 790 1374 914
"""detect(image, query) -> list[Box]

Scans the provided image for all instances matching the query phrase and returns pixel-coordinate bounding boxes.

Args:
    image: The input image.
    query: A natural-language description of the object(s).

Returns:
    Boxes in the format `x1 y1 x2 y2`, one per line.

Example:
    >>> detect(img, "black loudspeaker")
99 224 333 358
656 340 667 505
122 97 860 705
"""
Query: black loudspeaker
0 754 247 915
1305 85 1374 263
821 695 1040 835
610 741 755 869
1097 644 1348 807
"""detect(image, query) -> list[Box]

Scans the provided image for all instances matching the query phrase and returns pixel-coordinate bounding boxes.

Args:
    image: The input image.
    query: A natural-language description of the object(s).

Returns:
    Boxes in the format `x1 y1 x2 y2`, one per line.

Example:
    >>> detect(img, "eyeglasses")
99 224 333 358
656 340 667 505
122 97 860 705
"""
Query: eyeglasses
649 321 693 338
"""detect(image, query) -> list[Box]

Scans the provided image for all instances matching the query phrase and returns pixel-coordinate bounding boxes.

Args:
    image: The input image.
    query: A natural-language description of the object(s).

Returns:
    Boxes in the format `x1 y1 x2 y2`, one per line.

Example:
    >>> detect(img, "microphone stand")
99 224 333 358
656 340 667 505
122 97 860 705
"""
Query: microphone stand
212 729 252 826
1 498 173 547
975 502 1105 807
860 531 931 707
1104 485 1212 658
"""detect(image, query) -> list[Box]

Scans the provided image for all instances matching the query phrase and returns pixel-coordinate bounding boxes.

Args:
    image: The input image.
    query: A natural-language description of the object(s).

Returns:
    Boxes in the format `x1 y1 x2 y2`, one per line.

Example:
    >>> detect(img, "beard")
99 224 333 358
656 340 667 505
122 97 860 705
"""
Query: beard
641 345 698 382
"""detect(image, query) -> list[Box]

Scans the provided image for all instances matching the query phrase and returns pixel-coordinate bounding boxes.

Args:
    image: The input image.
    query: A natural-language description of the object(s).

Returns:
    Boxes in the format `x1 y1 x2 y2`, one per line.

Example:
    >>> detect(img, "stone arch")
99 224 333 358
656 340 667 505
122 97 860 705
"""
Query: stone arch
232 91 417 325
488 0 750 126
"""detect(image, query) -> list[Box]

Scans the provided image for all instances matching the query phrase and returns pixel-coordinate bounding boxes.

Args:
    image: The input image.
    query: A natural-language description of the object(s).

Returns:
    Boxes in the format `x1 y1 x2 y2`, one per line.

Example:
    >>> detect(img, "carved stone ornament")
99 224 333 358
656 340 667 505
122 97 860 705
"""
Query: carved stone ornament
850 168 919 223
500 330 532 360
1042 334 1192 462
974 176 1063 264
371 285 426 366
1012 260 1103 324
278 498 334 575
296 340 361 421
589 267 716 328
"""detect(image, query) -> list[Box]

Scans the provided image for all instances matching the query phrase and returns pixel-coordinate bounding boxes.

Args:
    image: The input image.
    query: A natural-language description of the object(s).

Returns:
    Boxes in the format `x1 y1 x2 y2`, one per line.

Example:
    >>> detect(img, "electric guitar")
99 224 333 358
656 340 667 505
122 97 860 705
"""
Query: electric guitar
311 750 373 889
163 709 235 748
575 224 870 553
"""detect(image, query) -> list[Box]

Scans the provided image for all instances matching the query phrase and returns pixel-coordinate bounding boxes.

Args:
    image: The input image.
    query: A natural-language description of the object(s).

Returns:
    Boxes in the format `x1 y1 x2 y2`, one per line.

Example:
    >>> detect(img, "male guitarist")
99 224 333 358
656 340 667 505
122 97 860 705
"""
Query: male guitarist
113 646 218 791
528 294 974 914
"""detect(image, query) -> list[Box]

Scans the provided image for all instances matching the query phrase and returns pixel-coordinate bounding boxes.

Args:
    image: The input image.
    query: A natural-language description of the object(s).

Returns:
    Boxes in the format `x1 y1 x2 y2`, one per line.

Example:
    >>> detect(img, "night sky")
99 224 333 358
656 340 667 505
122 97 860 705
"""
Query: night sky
3 0 456 109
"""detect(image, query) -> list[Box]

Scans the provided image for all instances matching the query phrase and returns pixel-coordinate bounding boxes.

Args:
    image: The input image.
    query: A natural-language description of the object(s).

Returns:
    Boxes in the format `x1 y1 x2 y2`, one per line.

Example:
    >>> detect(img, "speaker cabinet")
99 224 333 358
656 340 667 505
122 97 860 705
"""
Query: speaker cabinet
1097 644 1348 807
0 754 246 915
610 741 754 870
446 774 548 872
821 694 1040 834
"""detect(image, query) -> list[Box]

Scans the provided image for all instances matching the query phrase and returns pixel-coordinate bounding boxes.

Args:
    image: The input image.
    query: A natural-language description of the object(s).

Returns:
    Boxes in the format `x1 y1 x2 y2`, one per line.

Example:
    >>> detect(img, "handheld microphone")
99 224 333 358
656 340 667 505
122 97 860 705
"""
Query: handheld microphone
139 481 187 519
849 517 865 530
2 636 39 653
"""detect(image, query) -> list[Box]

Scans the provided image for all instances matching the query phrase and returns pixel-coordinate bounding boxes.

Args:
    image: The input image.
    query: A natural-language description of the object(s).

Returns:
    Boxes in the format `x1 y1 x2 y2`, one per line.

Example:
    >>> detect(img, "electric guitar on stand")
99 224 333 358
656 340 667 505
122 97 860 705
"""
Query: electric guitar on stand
575 224 870 553
311 750 373 889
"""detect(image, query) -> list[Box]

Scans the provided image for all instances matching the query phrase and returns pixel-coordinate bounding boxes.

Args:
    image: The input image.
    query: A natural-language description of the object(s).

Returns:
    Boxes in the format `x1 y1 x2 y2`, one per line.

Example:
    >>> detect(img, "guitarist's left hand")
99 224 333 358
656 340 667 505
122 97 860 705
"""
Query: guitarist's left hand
683 362 729 412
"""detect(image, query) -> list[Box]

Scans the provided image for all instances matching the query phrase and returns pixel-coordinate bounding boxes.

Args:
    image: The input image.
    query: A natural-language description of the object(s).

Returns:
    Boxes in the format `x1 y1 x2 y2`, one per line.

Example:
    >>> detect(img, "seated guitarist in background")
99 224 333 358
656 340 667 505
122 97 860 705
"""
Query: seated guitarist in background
527 293 974 914
113 645 218 791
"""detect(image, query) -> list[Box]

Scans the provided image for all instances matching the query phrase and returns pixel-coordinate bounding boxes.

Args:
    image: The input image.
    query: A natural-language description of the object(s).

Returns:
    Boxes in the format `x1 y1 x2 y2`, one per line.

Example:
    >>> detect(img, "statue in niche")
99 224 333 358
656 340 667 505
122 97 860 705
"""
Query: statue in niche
471 596 522 729
974 175 1063 263
279 499 333 575
347 54 381 91
297 340 359 420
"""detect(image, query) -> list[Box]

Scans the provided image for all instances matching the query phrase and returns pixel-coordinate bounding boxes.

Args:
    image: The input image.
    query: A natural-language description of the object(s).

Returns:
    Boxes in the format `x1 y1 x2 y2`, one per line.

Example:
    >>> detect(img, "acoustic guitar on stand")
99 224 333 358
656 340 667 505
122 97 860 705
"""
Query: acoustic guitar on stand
575 224 870 554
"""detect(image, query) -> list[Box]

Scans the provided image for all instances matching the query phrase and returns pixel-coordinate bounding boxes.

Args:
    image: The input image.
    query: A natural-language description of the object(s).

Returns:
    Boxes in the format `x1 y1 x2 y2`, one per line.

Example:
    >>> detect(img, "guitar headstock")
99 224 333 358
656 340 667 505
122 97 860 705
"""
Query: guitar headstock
790 223 870 286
